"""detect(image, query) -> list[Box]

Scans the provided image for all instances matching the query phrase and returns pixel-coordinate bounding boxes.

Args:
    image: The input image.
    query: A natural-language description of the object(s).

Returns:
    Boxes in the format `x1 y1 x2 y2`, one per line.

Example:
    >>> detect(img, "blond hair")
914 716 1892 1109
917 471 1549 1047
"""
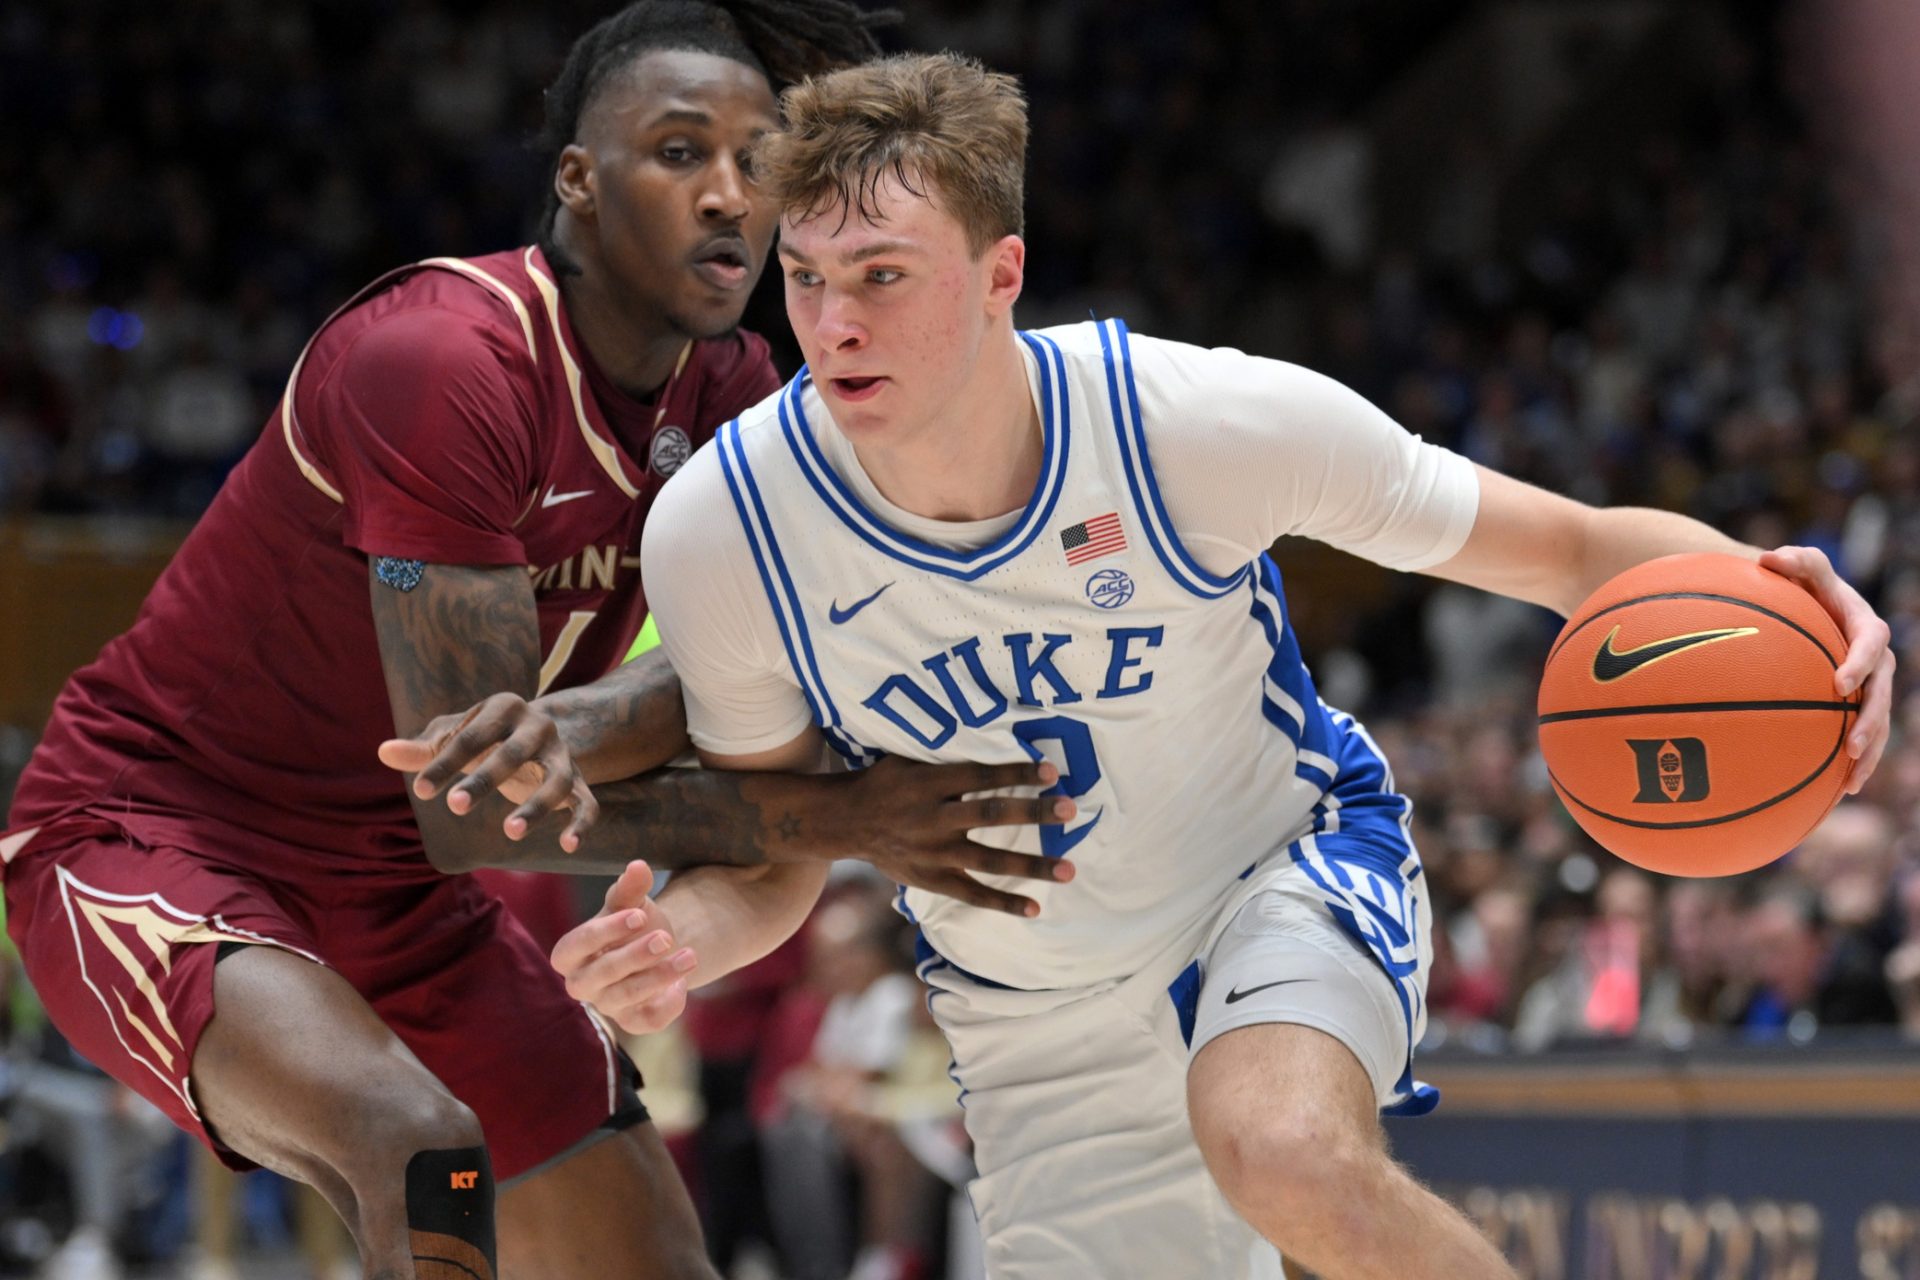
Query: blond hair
755 52 1027 255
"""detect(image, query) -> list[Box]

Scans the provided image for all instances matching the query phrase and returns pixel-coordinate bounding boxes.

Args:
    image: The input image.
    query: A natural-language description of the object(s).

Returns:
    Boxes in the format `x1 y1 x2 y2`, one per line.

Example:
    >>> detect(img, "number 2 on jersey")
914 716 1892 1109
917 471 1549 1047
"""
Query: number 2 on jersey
1011 716 1103 857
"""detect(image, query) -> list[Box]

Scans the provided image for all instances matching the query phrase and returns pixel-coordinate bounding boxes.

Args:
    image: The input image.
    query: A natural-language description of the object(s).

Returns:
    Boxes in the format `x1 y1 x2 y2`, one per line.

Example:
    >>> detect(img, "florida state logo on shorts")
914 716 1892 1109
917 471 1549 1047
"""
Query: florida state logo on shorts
52 868 315 1116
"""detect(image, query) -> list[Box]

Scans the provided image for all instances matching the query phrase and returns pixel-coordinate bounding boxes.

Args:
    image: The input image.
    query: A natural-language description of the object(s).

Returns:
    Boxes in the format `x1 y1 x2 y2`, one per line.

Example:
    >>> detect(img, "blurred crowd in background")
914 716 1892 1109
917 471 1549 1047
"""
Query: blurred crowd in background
3 0 1918 1275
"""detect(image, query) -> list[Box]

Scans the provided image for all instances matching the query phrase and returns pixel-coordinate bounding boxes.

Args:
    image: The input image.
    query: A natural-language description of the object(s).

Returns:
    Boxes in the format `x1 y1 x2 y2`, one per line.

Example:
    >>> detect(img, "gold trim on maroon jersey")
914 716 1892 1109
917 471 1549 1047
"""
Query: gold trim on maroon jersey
279 341 345 503
523 248 649 500
1 826 40 865
419 257 540 361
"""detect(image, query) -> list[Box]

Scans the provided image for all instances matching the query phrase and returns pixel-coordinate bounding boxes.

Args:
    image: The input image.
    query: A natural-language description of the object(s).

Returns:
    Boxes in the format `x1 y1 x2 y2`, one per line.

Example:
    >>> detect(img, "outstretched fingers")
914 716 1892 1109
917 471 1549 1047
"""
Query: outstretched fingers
949 791 1076 830
955 759 1059 801
937 837 1074 884
913 869 1043 918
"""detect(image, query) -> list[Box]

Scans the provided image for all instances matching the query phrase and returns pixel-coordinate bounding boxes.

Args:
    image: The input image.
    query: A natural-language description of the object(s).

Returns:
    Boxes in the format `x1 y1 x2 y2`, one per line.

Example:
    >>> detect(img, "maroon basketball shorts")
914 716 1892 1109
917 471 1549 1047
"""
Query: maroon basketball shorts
1 817 638 1181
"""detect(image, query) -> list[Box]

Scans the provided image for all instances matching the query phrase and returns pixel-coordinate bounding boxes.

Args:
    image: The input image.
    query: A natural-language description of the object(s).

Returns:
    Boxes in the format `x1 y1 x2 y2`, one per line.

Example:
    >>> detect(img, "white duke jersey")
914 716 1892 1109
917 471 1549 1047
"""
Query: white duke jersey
646 319 1478 991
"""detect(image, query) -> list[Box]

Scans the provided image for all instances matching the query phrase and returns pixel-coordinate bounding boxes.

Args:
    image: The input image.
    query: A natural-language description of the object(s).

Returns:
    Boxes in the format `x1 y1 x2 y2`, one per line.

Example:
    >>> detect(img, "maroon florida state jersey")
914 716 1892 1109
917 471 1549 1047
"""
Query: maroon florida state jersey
10 246 779 872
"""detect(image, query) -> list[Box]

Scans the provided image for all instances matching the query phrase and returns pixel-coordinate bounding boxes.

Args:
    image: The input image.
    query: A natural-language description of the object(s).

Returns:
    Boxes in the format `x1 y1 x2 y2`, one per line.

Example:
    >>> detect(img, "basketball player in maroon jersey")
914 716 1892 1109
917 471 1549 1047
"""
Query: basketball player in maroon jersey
0 5 1069 1278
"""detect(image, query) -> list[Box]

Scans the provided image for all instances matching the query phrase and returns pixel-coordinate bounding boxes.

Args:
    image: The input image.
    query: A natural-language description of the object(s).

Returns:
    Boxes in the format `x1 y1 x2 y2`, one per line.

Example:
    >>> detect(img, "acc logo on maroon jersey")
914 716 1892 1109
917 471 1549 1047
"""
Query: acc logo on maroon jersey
650 426 692 477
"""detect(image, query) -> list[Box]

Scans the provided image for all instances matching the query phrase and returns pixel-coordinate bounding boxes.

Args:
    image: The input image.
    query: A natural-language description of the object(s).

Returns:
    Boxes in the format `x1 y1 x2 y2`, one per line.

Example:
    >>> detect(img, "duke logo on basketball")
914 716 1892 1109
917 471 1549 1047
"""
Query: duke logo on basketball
1628 737 1711 803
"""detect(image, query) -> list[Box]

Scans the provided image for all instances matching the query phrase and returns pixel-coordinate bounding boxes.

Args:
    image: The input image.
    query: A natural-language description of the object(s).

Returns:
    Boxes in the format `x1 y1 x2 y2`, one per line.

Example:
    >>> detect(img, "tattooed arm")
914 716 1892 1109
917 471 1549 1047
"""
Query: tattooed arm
535 648 689 783
368 559 579 873
367 557 818 876
371 561 1078 901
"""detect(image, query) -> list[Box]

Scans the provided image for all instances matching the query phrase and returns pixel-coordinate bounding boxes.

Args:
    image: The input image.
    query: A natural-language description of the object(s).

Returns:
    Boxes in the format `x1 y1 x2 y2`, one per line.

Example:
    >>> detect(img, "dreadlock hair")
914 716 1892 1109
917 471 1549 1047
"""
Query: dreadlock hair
536 0 893 270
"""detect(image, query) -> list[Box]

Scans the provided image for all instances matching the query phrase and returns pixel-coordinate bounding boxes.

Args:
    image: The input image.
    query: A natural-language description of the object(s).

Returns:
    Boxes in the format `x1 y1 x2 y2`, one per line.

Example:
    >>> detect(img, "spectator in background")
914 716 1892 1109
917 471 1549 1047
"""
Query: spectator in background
1885 870 1920 1038
1739 876 1900 1037
143 338 256 516
1641 879 1742 1044
1260 101 1375 273
1430 882 1530 1036
680 936 807 1276
1512 867 1662 1051
760 877 931 1280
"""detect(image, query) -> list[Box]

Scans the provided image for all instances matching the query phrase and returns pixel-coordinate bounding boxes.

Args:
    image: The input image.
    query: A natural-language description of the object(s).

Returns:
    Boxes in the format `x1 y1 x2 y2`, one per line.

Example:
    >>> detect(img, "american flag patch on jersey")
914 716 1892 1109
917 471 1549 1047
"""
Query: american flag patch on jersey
1061 512 1127 565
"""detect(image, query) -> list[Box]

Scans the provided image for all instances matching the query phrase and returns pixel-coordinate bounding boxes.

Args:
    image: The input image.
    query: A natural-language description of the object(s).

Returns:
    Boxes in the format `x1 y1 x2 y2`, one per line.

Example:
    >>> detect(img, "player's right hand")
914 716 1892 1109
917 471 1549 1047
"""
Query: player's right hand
378 693 598 852
831 757 1079 918
551 861 696 1036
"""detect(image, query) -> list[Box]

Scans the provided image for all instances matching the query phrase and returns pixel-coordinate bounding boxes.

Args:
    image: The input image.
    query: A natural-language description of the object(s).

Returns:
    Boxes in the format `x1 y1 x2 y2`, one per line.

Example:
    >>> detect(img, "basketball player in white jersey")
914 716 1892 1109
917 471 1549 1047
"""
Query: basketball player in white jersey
398 53 1894 1280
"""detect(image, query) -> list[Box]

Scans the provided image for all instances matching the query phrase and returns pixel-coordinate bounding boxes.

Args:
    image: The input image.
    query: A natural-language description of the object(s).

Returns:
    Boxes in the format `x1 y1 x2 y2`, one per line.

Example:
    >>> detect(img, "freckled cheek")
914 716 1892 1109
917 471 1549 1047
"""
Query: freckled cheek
786 299 827 361
912 271 971 353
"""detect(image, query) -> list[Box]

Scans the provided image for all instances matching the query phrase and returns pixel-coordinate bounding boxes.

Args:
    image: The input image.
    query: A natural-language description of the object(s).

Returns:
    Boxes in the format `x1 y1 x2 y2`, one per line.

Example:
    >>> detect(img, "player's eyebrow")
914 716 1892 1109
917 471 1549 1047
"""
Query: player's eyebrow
779 240 919 266
646 108 714 129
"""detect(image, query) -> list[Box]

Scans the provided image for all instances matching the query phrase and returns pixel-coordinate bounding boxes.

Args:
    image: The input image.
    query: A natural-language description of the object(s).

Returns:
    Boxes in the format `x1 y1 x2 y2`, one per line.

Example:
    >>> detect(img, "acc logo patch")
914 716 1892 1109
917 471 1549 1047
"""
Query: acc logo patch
650 425 692 477
1085 568 1135 610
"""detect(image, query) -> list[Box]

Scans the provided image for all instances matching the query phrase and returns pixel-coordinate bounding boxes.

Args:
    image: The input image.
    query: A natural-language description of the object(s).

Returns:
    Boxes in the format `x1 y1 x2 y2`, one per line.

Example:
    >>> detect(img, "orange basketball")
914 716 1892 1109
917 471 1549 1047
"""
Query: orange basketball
1536 552 1859 877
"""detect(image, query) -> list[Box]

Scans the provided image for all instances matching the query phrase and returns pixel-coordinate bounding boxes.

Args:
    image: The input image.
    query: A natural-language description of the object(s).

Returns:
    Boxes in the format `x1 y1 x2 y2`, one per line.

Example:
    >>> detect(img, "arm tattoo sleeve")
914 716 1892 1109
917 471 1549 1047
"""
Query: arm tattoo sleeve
368 561 836 875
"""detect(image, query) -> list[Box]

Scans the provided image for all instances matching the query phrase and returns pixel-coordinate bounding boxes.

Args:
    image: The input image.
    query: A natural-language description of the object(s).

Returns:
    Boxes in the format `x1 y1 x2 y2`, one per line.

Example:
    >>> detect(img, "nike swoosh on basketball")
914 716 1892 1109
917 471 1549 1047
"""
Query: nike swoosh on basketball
541 485 594 508
828 582 894 624
1591 625 1758 682
1223 979 1306 1005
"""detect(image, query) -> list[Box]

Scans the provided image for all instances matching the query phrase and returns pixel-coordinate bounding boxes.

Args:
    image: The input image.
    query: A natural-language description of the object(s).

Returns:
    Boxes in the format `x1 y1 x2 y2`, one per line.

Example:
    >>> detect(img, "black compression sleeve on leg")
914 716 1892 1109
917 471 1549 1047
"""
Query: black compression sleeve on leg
405 1146 497 1280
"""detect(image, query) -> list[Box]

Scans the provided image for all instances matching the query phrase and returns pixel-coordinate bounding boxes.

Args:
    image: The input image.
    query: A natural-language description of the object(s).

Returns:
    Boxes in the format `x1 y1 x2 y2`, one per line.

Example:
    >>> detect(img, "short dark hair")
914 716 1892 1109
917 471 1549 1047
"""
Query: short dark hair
536 0 893 263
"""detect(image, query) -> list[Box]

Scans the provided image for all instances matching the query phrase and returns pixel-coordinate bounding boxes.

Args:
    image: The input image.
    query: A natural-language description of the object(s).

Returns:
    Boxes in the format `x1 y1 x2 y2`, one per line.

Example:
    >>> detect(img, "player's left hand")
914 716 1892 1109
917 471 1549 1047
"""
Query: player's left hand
1760 546 1895 793
551 860 695 1036
378 693 599 851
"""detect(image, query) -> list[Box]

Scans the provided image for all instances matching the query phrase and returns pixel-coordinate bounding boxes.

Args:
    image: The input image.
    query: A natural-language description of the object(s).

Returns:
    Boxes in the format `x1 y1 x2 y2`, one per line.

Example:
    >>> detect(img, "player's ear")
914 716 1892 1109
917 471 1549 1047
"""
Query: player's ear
555 144 596 220
983 234 1025 317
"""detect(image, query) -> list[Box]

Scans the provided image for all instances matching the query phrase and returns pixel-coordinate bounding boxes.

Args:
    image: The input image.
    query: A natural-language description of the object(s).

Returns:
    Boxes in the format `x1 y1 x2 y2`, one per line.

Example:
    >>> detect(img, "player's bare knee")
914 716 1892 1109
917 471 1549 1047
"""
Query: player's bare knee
1201 1109 1381 1230
323 1085 484 1191
377 1088 486 1163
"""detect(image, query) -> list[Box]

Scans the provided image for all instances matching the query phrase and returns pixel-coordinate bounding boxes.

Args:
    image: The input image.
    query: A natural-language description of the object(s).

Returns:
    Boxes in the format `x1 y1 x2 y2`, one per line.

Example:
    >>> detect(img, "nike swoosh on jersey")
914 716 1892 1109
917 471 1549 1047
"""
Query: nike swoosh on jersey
1223 978 1307 1005
828 582 894 624
541 486 595 508
1591 625 1759 682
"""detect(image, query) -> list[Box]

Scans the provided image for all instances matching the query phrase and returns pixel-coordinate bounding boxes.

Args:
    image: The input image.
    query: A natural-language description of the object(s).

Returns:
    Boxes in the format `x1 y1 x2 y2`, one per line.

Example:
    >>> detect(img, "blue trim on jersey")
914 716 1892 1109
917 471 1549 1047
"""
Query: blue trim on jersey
718 422 872 762
715 421 826 729
1168 960 1203 1049
1288 718 1438 1116
1246 555 1337 780
731 433 836 723
772 332 1071 580
913 929 1013 992
822 727 878 768
1096 319 1249 600
907 934 974 1105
